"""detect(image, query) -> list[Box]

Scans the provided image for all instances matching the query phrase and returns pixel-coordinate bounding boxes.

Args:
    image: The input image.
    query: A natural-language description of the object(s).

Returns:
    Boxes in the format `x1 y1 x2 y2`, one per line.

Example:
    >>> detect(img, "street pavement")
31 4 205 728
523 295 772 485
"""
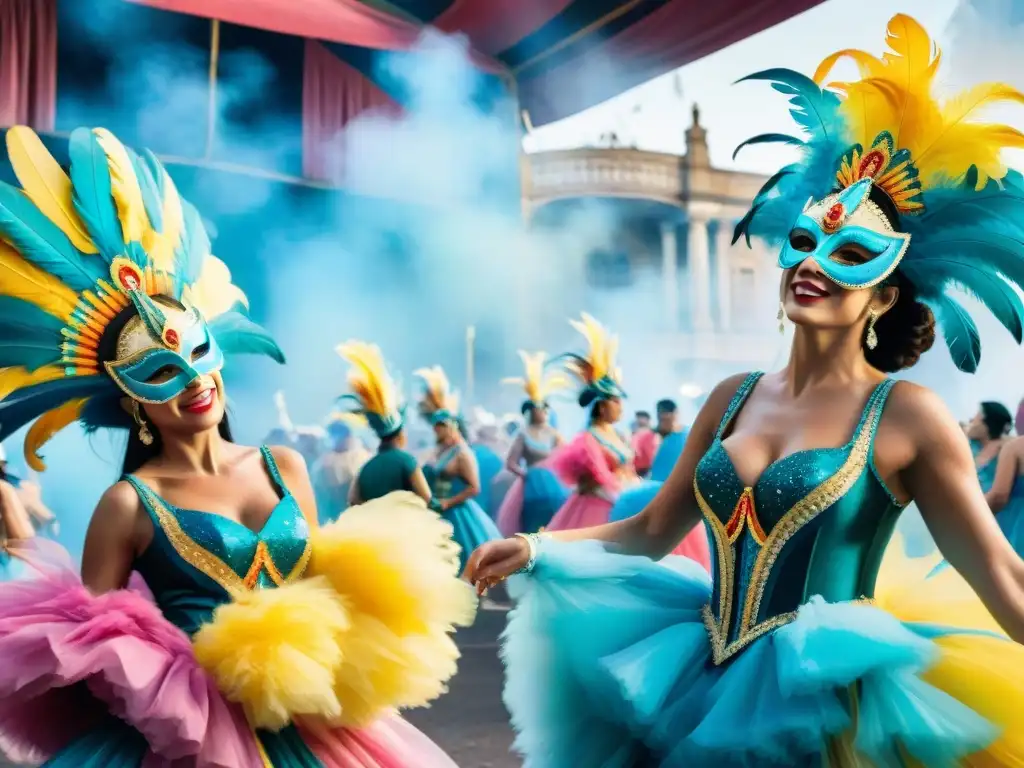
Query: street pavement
406 607 520 768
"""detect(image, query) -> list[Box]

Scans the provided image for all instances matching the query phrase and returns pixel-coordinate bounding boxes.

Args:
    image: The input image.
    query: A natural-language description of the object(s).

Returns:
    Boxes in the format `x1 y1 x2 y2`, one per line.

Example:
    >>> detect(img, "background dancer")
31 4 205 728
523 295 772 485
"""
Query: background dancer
495 352 569 536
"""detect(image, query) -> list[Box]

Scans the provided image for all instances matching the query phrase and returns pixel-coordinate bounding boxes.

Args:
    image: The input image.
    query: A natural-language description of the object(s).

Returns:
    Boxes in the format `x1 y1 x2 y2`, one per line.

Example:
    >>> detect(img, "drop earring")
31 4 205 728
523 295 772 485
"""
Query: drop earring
777 301 785 334
866 309 879 350
132 401 154 446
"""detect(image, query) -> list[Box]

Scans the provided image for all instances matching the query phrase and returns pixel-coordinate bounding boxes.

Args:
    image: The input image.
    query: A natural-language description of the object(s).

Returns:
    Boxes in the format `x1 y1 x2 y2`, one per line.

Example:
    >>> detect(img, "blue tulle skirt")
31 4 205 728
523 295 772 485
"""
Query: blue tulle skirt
521 467 570 533
472 445 504 517
502 539 1009 768
445 498 502 572
608 480 660 523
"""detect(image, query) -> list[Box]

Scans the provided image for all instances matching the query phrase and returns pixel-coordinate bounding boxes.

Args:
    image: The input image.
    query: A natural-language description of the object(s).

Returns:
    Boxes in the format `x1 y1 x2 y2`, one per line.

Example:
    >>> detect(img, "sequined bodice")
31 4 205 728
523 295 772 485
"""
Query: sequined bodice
129 446 310 635
424 445 465 501
694 373 902 664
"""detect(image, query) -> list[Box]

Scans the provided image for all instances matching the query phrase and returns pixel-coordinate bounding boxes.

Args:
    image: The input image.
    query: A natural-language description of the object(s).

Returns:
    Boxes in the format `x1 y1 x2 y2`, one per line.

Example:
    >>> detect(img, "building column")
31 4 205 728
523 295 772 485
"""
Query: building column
715 221 733 332
661 221 679 331
687 213 713 331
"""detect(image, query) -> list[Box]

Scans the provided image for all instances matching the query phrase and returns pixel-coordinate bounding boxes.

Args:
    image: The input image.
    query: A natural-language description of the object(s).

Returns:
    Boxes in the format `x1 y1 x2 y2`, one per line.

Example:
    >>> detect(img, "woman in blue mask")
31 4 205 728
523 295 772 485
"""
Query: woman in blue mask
465 15 1024 765
0 127 473 766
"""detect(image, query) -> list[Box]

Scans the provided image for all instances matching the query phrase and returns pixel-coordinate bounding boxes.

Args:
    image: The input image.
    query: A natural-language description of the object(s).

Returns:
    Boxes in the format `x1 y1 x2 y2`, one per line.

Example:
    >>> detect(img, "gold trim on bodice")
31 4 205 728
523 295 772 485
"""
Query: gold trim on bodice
136 483 310 597
696 394 883 665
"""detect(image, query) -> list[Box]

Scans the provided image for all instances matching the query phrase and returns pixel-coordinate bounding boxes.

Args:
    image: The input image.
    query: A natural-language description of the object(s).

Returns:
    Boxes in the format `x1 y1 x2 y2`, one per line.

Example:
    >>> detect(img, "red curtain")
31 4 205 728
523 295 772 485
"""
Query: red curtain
518 0 822 126
0 0 57 130
302 40 402 182
434 0 573 56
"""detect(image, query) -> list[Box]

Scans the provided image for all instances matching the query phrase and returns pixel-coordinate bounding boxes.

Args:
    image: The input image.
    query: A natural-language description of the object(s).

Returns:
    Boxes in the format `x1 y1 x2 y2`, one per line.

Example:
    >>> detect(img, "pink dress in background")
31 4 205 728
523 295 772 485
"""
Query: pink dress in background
545 429 634 531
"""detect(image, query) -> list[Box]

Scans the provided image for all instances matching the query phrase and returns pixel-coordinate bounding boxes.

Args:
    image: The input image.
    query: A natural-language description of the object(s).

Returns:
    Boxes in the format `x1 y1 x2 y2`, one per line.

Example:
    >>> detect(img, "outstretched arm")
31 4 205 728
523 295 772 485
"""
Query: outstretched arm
897 385 1024 643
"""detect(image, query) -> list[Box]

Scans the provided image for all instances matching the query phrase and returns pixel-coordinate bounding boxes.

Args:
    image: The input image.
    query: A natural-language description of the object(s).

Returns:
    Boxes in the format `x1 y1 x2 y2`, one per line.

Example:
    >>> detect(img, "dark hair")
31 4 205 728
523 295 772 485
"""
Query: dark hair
521 400 543 417
656 399 677 414
981 401 1013 439
861 186 937 372
635 410 651 420
121 412 234 476
378 426 403 448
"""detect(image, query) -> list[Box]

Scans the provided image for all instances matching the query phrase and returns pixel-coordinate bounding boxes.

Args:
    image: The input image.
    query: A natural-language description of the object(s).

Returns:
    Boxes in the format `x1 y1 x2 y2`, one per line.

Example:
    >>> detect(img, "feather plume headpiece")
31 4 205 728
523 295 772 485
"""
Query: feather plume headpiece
501 350 571 410
553 313 625 408
0 126 283 470
414 366 460 425
732 14 1024 372
335 341 405 439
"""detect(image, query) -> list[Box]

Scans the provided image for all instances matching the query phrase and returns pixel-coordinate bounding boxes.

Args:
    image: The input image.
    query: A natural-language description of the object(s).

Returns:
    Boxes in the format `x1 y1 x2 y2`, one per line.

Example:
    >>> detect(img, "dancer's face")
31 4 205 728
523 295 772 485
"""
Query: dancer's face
781 248 897 335
965 410 990 442
141 372 225 437
530 406 548 427
599 397 623 424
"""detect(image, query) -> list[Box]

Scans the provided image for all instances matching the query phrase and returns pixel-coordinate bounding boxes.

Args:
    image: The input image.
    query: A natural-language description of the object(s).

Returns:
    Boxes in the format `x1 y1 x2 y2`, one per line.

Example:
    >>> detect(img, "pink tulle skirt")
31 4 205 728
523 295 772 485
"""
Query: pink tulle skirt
0 570 456 767
496 476 526 536
545 493 613 532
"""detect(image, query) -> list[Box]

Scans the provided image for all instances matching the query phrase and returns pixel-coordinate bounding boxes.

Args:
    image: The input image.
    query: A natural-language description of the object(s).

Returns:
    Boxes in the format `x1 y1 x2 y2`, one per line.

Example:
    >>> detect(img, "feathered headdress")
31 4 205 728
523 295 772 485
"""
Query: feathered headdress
335 341 405 439
501 350 571 410
732 14 1024 372
0 126 283 469
414 365 460 425
553 313 625 407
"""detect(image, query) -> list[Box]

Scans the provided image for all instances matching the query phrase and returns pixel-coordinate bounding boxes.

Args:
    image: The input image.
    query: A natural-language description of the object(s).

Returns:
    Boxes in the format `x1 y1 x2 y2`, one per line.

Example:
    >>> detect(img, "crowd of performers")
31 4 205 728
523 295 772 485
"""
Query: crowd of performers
4 11 1024 767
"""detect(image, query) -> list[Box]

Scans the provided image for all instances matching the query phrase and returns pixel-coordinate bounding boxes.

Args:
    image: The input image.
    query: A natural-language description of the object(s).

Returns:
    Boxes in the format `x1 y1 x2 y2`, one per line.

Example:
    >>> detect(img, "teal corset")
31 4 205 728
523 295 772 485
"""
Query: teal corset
424 446 462 500
127 445 311 636
694 373 902 665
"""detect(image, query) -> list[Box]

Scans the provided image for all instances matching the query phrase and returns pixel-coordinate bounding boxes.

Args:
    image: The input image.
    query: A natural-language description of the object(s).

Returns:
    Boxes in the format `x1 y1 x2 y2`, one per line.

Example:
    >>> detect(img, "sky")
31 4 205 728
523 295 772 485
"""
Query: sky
524 0 961 175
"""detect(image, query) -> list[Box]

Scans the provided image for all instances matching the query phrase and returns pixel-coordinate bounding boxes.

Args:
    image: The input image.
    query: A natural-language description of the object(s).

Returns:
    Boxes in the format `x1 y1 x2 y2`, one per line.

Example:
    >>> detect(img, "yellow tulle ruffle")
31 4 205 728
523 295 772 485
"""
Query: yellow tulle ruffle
192 492 477 731
875 534 1024 765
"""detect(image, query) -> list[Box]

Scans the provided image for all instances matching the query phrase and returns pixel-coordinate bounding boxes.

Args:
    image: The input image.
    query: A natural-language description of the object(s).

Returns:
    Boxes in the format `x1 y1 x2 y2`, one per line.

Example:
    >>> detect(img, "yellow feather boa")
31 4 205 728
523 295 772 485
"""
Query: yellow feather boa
193 492 477 730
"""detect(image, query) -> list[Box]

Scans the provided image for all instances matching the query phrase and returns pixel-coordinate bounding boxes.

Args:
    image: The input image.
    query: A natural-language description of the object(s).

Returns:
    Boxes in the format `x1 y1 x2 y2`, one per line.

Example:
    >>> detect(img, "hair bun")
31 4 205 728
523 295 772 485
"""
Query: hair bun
864 274 936 372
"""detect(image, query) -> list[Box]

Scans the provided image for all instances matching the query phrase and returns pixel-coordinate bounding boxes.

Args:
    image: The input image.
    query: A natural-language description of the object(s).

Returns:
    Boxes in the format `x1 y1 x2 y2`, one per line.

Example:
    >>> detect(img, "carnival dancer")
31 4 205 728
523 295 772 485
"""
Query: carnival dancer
336 341 436 508
543 314 639 532
466 16 1024 765
0 126 474 766
649 398 688 482
417 366 502 573
965 401 1014 491
310 413 371 523
468 408 505 517
495 352 570 536
0 446 42 582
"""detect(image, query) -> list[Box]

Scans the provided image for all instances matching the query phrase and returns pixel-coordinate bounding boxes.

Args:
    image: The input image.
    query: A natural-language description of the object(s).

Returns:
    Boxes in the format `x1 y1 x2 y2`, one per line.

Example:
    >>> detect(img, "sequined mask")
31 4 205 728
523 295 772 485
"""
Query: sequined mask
778 178 911 291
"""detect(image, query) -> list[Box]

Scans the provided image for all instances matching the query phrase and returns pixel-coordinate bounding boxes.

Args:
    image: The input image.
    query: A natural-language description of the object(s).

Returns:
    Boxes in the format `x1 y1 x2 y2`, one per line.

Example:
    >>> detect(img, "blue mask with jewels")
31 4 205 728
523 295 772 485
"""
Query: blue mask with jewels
103 295 224 404
778 179 911 290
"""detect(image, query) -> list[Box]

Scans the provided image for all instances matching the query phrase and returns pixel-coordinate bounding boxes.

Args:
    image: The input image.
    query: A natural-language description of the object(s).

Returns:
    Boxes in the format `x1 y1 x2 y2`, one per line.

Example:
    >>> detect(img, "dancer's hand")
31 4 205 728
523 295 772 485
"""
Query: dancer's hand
463 537 530 596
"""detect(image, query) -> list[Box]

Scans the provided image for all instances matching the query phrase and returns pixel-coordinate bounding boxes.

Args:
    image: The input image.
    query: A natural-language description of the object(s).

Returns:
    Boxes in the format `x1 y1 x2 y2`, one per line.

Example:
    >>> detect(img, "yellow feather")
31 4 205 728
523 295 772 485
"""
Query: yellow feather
0 366 64 402
336 341 398 418
0 240 78 321
185 255 248 318
5 127 97 254
23 398 86 472
414 366 456 413
93 128 149 243
144 164 184 275
817 14 1024 189
569 313 620 384
506 350 571 403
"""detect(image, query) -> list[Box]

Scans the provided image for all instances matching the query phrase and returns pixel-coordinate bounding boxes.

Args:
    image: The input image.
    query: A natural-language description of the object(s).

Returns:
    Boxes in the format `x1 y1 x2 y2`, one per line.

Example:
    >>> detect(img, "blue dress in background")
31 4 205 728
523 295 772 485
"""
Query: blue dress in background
649 429 687 482
425 444 502 572
472 444 504 518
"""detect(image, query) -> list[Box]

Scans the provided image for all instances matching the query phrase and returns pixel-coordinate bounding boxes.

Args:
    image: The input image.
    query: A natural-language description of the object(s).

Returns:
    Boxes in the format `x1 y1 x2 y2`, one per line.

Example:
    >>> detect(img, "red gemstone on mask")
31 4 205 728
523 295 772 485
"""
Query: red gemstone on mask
163 329 180 348
858 150 884 178
118 265 140 290
822 202 845 233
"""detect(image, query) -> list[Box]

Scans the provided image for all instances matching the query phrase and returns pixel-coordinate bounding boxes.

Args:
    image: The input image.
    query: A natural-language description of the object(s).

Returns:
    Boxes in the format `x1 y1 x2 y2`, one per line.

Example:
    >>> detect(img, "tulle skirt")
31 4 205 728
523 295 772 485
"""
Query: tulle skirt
497 466 570 536
444 498 502 572
489 471 517 522
544 492 613 532
608 482 711 571
501 537 1024 767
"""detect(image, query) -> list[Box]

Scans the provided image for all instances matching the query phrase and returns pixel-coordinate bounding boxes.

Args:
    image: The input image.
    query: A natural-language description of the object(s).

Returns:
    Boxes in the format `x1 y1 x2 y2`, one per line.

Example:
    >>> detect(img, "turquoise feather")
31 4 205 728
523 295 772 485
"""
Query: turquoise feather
736 69 842 139
0 183 104 291
0 297 63 370
208 309 285 364
176 201 209 287
0 376 114 442
127 146 163 233
733 133 804 160
928 294 982 372
68 128 124 264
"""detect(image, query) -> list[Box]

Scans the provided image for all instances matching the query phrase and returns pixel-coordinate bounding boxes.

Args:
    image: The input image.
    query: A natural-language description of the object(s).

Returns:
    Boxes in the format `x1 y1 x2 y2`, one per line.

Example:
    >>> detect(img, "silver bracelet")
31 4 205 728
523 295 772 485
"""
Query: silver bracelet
512 532 545 575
